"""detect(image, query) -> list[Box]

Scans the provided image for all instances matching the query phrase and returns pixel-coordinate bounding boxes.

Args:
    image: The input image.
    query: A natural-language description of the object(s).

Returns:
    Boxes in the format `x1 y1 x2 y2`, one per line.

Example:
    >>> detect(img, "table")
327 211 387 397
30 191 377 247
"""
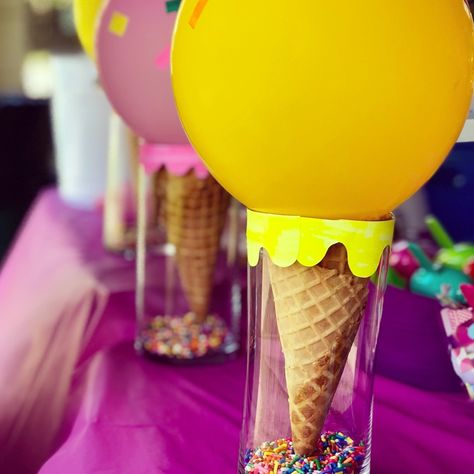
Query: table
1 189 473 473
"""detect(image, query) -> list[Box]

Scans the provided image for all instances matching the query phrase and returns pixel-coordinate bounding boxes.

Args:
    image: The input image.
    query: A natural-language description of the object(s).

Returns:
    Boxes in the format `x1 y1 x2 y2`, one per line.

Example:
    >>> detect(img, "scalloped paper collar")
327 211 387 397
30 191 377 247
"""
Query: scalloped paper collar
247 209 395 278
139 143 210 178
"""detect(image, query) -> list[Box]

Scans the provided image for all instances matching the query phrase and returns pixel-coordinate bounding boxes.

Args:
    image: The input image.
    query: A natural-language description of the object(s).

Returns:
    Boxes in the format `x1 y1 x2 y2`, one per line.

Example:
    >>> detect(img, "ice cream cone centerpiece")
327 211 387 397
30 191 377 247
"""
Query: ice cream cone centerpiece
241 211 394 470
135 144 241 363
94 0 242 362
171 0 473 470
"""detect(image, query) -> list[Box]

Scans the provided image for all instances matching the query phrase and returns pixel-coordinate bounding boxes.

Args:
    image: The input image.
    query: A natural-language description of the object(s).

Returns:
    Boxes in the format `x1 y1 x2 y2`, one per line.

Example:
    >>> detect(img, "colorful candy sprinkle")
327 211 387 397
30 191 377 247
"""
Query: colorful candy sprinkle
244 432 366 474
141 312 228 360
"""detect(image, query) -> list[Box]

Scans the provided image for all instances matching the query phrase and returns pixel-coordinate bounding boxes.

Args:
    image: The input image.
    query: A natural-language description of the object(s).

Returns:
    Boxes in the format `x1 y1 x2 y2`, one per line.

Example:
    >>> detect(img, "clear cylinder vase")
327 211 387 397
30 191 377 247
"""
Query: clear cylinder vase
239 241 390 473
135 149 243 364
102 113 141 257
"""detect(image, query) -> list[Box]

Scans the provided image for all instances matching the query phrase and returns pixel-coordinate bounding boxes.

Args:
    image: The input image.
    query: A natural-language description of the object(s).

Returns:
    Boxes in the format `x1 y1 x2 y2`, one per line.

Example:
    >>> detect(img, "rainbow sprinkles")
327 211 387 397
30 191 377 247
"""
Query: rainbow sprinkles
244 433 366 473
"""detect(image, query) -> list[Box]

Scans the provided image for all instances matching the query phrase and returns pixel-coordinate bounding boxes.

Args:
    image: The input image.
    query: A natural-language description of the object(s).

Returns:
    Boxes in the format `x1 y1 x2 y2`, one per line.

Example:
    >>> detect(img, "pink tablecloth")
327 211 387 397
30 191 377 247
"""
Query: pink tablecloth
0 189 136 473
1 189 473 474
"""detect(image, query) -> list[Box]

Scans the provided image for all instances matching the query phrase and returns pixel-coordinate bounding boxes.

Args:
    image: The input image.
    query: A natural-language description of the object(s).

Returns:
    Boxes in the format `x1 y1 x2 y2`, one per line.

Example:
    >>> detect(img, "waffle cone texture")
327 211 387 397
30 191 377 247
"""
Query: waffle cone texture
268 244 369 455
164 171 230 321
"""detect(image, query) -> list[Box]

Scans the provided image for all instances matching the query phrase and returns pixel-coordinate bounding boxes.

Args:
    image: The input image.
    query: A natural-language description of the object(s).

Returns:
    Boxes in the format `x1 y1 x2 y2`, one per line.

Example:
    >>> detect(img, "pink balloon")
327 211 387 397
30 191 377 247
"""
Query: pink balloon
96 0 187 144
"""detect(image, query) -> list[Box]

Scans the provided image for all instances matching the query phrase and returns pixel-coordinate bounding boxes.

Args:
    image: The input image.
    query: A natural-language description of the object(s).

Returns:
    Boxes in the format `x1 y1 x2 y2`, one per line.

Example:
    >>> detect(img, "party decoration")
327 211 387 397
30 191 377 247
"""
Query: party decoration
461 284 474 308
426 216 455 249
141 313 228 360
97 0 188 144
166 0 181 13
246 210 394 278
139 144 209 178
73 0 104 60
163 171 230 320
172 1 474 220
465 260 474 279
389 241 420 280
436 284 462 308
97 0 233 360
244 434 366 474
441 306 474 399
188 0 208 28
172 0 473 459
426 216 474 271
409 243 471 303
386 267 407 289
438 246 474 274
108 11 129 37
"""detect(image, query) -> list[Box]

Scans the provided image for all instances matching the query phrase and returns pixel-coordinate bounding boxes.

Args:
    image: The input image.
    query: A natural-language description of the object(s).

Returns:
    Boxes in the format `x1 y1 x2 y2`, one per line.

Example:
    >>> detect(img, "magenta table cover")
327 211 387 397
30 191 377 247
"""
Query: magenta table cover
0 189 473 473
0 189 136 473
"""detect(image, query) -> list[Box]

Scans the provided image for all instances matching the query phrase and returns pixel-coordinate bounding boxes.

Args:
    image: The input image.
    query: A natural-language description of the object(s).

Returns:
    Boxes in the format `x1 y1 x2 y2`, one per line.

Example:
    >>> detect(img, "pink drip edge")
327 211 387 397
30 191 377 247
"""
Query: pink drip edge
139 143 210 179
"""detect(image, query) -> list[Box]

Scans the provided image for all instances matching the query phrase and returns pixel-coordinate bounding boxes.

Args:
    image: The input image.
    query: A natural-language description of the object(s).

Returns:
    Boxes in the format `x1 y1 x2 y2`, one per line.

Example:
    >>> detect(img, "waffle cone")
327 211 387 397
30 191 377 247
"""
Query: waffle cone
153 169 167 228
268 244 369 455
164 171 230 322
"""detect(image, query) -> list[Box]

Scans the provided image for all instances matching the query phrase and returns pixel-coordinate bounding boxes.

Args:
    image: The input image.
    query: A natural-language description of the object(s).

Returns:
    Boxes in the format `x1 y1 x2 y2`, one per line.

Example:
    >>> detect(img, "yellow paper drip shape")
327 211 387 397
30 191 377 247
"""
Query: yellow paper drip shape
247 210 395 278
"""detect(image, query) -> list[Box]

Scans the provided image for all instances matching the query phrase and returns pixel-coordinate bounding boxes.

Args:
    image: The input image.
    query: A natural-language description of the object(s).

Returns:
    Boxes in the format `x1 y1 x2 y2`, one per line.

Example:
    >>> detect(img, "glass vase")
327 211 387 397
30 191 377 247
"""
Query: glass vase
239 240 390 473
102 113 140 256
135 145 243 364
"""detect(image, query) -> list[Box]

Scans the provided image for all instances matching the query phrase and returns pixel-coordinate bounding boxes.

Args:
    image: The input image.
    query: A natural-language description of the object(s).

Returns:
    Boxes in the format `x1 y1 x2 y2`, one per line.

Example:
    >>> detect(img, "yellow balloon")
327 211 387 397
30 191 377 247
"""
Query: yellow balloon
172 1 474 220
73 0 104 60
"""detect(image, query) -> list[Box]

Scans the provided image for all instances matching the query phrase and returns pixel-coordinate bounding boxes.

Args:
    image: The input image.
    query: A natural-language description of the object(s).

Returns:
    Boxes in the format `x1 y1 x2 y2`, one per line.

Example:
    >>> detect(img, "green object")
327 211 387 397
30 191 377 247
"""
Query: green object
407 241 470 302
425 215 474 271
166 0 181 13
425 215 454 249
386 267 407 289
407 242 434 271
410 266 471 302
437 245 474 271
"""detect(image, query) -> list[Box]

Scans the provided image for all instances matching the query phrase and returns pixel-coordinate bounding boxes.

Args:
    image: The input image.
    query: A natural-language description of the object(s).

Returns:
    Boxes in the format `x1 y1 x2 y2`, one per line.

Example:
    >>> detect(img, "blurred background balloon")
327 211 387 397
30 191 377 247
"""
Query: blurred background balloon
73 0 103 60
97 0 187 144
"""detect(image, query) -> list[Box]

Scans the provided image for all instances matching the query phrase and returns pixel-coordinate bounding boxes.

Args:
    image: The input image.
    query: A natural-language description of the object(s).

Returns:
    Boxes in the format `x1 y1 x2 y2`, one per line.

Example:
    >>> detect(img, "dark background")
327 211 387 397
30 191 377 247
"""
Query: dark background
0 1 77 262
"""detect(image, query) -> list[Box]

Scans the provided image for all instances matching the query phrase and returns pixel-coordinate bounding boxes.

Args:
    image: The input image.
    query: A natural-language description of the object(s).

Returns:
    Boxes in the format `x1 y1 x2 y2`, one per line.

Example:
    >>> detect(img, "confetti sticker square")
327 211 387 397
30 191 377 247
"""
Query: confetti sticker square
155 44 171 70
189 0 208 29
108 11 129 37
166 0 181 13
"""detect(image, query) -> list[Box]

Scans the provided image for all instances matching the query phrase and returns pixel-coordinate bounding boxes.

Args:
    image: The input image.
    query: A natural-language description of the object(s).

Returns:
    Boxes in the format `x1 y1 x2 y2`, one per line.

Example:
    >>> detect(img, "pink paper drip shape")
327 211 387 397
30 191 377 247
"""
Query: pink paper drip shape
140 143 210 179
